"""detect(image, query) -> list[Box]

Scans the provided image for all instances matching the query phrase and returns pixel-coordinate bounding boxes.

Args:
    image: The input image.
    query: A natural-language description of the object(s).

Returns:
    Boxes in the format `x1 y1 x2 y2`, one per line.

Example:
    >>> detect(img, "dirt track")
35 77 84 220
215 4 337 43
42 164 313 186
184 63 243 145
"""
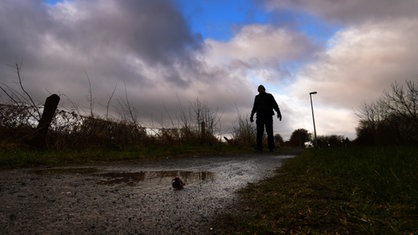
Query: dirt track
0 154 293 234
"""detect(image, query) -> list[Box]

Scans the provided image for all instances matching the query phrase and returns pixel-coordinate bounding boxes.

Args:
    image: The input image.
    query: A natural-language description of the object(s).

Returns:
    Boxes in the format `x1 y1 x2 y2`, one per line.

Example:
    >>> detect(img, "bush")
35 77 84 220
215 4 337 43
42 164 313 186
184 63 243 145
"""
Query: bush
231 116 256 146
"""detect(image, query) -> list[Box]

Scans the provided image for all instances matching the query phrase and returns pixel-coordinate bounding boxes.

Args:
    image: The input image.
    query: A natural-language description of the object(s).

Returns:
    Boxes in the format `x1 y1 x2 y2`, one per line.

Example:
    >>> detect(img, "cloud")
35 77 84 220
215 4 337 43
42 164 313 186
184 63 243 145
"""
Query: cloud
0 0 52 62
1 0 203 97
2 0 417 141
49 0 201 64
203 24 320 86
264 0 418 24
205 24 318 65
291 19 418 106
286 19 418 138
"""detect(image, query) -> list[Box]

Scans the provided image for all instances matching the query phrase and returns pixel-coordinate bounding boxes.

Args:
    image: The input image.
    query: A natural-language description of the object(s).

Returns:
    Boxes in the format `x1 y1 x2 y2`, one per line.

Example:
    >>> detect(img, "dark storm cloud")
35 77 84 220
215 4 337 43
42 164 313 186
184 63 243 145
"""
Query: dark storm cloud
0 0 52 62
0 0 203 90
50 0 202 65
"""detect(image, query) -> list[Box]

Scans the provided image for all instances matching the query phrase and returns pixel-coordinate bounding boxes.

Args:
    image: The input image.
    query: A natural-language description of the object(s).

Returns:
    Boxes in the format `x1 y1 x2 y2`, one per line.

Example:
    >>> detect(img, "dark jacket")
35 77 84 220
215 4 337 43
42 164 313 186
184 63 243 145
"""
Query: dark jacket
251 92 281 118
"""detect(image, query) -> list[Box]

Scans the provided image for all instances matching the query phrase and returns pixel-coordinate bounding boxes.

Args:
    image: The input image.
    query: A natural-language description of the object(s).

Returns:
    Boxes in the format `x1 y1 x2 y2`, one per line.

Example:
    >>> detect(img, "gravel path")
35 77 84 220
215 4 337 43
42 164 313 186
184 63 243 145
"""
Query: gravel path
0 154 293 234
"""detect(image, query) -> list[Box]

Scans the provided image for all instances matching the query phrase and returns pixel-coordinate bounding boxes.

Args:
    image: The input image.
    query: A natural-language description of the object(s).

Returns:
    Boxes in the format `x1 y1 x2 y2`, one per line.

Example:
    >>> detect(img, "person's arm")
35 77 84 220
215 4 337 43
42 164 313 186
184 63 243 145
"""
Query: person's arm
271 95 282 121
250 96 257 122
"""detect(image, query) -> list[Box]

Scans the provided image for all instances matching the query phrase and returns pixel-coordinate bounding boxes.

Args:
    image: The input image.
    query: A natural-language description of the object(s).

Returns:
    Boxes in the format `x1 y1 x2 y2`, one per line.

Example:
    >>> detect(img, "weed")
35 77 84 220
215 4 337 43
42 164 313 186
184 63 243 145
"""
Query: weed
215 146 418 234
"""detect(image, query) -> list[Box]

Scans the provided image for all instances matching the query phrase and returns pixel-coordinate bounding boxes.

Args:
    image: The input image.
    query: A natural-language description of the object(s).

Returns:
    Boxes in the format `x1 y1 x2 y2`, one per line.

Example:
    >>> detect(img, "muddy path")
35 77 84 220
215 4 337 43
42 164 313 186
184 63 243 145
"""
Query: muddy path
0 154 294 234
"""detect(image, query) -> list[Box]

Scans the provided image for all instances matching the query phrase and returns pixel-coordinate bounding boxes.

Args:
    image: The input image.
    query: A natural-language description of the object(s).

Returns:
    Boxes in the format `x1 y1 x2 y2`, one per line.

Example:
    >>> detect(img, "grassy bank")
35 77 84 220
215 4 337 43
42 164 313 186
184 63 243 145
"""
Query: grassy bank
0 143 257 168
215 147 418 234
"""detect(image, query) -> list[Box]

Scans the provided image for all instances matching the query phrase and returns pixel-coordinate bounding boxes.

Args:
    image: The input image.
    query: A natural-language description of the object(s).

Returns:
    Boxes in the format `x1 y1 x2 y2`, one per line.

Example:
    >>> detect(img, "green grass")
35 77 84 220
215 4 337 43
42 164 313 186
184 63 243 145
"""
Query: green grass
215 146 418 234
0 143 257 168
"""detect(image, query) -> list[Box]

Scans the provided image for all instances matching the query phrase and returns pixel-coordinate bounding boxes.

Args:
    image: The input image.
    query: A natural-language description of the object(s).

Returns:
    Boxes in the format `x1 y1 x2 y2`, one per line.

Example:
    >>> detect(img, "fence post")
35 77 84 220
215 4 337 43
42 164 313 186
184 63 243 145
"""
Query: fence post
30 94 60 149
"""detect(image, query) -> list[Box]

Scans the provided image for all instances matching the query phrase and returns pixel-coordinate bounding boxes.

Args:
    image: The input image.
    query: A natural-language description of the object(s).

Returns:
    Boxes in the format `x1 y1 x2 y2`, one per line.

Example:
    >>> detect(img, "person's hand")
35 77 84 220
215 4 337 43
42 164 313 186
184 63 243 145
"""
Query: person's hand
250 116 254 123
277 113 282 121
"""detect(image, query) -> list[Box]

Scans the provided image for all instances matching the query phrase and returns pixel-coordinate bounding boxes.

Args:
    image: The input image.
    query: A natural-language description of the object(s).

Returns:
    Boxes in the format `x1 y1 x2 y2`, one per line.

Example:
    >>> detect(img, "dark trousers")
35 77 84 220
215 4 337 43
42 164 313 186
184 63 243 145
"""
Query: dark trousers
256 116 274 150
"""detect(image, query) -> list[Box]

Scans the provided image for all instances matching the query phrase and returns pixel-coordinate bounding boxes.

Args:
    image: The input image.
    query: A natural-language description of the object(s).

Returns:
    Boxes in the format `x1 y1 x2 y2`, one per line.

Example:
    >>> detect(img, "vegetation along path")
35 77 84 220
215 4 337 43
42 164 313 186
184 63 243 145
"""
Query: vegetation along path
214 147 418 234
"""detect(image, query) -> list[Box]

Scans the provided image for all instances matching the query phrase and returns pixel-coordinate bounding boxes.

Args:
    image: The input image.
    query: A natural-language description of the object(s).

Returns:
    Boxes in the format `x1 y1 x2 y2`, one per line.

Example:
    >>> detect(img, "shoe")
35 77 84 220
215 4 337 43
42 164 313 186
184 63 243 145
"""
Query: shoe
254 146 262 152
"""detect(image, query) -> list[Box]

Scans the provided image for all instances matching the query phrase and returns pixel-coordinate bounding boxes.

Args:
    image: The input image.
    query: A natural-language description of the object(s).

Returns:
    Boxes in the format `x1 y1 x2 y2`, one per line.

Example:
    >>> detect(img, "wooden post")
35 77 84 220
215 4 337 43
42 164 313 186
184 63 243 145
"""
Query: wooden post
30 94 60 149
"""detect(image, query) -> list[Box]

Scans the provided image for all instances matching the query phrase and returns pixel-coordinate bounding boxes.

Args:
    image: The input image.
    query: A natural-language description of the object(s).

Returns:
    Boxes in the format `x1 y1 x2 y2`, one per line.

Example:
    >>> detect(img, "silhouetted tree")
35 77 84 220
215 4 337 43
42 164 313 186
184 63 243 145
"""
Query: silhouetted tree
289 128 310 147
356 80 418 145
274 134 284 147
317 135 345 147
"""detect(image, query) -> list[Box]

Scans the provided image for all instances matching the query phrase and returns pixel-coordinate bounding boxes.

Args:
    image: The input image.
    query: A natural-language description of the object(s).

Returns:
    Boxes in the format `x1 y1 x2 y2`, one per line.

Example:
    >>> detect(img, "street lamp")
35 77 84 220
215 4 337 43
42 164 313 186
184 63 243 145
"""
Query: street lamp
309 91 318 147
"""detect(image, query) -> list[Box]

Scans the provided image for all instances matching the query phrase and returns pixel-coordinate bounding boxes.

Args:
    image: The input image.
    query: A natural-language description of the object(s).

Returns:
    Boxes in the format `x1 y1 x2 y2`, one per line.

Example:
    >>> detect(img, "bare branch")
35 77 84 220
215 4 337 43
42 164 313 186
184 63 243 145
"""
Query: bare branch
15 63 41 119
106 84 118 120
122 82 137 124
0 85 19 104
85 72 94 117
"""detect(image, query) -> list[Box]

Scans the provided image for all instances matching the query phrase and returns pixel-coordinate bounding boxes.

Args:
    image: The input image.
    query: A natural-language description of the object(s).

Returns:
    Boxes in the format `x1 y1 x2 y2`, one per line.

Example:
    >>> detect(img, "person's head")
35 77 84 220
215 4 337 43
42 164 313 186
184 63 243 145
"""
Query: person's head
258 85 266 93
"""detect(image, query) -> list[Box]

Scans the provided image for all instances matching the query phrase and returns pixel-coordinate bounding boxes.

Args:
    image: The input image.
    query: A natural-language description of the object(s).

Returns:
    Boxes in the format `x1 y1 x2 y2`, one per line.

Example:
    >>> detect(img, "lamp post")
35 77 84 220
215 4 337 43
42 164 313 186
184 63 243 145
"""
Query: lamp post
309 91 318 147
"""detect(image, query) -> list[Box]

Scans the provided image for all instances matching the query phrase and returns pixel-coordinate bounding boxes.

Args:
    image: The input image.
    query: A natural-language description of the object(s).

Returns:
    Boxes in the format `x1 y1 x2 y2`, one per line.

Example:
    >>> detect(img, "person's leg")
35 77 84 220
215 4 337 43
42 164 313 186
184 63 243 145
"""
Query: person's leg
265 117 274 151
256 119 264 150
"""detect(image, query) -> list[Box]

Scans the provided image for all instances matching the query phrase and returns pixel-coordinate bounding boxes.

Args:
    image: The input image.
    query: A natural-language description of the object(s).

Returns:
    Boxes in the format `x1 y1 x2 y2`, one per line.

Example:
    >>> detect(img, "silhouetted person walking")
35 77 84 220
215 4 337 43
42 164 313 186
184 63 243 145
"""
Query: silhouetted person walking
250 85 282 152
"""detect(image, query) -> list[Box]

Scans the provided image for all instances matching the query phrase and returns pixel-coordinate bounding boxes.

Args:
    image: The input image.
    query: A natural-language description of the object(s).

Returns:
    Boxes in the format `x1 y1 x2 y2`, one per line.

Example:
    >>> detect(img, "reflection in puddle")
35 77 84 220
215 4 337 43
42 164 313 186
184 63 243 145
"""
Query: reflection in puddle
29 168 214 187
97 170 214 186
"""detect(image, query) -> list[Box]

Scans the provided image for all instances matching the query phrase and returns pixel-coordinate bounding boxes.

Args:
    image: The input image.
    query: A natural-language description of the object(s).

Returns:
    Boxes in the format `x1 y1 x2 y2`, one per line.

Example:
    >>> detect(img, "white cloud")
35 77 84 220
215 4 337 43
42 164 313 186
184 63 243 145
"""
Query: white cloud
265 0 418 24
204 24 318 66
288 18 418 138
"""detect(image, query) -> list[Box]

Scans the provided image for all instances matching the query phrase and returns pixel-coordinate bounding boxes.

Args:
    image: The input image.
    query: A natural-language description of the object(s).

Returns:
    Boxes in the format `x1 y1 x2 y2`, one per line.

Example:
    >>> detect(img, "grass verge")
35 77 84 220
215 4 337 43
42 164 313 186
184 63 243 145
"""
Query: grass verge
0 144 291 168
214 146 418 234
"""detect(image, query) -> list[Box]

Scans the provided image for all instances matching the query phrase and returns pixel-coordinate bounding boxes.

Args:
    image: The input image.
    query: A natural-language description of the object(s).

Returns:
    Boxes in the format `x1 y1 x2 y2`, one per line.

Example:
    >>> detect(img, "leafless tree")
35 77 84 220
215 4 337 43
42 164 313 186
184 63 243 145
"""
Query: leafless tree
356 79 418 145
0 63 42 128
383 80 418 123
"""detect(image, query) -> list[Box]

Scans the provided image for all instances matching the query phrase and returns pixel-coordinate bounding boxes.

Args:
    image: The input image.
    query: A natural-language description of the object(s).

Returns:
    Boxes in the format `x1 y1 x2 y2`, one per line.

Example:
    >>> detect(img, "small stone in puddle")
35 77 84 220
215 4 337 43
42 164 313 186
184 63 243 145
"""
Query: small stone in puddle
172 176 185 190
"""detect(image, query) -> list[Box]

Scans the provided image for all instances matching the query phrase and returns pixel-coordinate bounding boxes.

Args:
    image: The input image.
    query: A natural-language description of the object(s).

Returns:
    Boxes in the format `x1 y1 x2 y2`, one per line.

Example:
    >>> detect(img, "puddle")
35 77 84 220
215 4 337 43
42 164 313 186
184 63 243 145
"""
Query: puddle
97 170 214 186
0 154 293 234
28 167 214 187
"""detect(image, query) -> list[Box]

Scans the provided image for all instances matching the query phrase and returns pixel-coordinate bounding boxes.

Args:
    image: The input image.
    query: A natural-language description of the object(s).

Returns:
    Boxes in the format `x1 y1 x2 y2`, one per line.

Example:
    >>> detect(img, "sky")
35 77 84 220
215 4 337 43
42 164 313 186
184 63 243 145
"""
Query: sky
1 0 418 140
